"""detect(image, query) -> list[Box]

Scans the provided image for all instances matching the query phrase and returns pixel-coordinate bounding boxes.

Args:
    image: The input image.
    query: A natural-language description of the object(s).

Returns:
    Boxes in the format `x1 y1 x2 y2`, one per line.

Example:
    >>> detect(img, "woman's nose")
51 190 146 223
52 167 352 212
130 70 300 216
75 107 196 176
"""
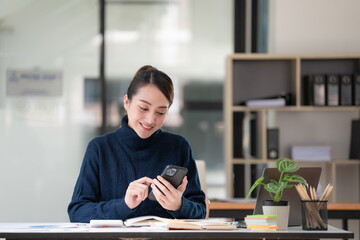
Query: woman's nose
145 112 156 124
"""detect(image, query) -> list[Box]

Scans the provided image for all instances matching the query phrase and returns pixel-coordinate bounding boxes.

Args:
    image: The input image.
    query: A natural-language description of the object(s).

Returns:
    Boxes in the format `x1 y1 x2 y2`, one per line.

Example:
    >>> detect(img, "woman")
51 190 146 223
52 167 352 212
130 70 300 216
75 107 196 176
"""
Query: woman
68 65 206 222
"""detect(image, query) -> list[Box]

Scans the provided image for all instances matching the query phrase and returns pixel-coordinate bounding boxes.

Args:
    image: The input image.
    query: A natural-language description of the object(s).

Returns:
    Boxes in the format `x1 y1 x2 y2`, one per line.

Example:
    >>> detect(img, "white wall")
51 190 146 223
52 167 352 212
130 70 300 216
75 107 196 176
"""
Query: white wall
0 0 99 222
268 0 360 54
268 1 360 239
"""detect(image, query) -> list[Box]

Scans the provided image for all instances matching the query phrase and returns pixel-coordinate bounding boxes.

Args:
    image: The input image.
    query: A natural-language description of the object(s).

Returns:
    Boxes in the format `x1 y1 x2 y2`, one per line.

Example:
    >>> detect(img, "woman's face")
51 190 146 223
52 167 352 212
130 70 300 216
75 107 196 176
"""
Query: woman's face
124 84 169 139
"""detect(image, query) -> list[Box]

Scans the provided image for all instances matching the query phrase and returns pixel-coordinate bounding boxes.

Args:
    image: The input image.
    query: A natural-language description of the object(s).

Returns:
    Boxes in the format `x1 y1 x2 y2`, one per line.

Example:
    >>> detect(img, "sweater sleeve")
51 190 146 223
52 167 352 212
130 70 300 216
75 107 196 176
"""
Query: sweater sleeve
168 140 207 219
67 141 133 222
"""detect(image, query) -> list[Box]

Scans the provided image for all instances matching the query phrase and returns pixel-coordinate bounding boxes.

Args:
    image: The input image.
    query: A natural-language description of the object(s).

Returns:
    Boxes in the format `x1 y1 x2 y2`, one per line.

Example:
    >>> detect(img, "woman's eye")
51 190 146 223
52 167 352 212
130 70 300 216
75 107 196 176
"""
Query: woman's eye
157 112 166 116
139 106 148 111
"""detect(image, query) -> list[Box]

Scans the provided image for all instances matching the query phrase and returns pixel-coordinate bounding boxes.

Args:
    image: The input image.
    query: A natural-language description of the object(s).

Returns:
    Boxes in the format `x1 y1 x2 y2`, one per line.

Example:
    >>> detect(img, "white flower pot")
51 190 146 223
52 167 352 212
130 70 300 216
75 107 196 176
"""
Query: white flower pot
262 201 290 230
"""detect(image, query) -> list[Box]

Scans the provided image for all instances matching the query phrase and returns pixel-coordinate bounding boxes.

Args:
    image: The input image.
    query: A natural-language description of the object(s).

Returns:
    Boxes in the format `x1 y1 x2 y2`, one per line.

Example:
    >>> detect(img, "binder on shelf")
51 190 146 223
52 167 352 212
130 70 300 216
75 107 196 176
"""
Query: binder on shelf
304 74 325 106
326 74 339 106
353 74 360 106
267 128 279 159
233 112 257 159
349 120 360 159
339 74 353 106
232 111 258 198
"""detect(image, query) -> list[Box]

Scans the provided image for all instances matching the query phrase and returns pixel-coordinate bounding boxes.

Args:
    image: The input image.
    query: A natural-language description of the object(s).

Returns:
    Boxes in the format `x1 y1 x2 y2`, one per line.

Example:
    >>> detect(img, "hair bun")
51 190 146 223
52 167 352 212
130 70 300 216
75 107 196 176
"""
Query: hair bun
136 65 158 73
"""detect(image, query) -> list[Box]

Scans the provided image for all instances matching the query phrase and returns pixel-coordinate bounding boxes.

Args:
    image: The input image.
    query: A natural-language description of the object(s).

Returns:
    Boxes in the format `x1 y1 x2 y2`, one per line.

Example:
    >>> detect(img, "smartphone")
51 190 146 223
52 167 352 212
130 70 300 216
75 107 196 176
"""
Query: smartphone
148 165 188 201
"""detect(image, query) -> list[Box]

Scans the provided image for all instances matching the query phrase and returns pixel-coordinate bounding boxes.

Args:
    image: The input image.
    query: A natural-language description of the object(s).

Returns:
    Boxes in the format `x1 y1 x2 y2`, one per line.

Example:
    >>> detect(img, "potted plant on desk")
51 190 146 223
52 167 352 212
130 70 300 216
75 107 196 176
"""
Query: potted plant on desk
245 158 308 230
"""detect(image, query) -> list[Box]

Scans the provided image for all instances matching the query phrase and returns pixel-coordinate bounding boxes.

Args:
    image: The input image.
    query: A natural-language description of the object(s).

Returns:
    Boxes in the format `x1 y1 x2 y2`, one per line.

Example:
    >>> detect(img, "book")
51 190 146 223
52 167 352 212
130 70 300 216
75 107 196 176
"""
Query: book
246 224 278 229
245 214 278 220
166 219 237 230
244 215 278 225
244 219 277 225
244 214 278 231
124 215 174 227
248 226 278 232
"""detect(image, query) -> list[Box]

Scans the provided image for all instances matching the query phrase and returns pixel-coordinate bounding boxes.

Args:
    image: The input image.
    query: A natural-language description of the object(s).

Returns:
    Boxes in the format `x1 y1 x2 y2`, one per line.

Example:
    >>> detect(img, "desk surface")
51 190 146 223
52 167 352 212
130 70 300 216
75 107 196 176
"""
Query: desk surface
210 201 360 211
210 201 360 216
210 201 360 210
209 201 360 232
0 223 354 240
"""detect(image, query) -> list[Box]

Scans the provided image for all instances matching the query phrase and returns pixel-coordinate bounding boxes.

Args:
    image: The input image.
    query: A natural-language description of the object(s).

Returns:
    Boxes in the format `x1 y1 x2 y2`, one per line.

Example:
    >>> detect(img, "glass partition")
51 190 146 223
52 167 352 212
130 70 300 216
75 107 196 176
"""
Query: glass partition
0 0 232 221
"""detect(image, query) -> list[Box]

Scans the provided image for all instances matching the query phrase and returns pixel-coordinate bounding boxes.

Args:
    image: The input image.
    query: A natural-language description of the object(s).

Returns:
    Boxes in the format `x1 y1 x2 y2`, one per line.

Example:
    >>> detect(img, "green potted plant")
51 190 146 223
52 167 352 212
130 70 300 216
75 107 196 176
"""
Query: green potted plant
245 158 308 230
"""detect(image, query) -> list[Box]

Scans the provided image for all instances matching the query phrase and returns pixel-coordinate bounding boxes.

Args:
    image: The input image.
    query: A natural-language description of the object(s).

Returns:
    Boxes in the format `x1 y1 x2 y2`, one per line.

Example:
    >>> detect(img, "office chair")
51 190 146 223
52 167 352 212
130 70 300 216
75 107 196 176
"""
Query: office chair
195 160 210 219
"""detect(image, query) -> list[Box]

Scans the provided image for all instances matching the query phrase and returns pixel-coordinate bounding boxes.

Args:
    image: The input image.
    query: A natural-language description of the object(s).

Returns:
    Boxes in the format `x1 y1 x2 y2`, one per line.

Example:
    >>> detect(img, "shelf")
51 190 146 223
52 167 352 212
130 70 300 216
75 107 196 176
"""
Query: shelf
229 53 360 60
225 53 360 201
295 160 360 165
331 159 360 165
232 158 270 164
232 106 360 112
232 159 360 165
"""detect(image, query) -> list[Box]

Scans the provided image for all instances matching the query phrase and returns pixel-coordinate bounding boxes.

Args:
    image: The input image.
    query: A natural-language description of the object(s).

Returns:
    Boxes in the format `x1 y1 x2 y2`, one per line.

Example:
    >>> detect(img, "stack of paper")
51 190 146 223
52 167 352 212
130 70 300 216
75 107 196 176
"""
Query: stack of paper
244 215 278 231
291 146 331 161
246 98 286 107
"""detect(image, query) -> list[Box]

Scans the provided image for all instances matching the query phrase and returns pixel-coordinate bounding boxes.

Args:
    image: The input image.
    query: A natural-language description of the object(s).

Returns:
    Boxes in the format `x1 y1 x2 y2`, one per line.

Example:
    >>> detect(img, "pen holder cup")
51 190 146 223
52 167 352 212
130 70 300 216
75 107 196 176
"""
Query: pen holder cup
301 200 328 230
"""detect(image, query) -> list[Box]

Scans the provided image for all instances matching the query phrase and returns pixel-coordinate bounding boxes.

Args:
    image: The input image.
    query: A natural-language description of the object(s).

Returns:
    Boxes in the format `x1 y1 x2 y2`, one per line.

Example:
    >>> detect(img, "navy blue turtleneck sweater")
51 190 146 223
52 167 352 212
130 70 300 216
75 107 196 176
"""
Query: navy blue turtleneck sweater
68 116 206 222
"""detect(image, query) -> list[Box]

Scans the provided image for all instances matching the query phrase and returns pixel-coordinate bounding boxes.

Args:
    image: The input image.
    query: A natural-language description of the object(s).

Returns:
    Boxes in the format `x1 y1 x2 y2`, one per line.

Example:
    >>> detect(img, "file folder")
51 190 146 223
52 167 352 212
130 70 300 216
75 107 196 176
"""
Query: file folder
339 74 352 106
304 75 325 106
326 74 339 106
267 128 279 159
349 120 360 159
353 74 360 106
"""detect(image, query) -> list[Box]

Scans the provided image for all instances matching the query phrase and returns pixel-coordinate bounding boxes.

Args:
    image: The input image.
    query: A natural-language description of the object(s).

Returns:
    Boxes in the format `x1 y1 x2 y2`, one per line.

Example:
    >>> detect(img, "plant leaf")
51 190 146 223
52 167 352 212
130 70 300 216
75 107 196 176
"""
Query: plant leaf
276 158 300 173
270 179 277 184
245 176 264 200
264 181 288 194
282 174 308 186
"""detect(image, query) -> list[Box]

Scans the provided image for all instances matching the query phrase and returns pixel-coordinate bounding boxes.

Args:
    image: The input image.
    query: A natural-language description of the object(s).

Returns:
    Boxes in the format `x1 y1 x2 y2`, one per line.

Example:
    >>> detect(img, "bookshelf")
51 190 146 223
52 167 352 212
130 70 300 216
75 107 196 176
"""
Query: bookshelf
224 54 360 202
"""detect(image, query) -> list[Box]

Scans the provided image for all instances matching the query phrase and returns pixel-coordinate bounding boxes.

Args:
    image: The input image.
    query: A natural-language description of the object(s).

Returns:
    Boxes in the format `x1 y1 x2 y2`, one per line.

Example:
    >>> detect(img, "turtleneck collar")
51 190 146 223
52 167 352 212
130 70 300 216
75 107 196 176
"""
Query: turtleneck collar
117 115 161 150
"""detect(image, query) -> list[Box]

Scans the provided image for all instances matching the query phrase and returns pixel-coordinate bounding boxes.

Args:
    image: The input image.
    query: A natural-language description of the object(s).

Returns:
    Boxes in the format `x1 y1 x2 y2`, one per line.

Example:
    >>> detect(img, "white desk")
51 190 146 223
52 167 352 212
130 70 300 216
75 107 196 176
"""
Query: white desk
0 223 354 239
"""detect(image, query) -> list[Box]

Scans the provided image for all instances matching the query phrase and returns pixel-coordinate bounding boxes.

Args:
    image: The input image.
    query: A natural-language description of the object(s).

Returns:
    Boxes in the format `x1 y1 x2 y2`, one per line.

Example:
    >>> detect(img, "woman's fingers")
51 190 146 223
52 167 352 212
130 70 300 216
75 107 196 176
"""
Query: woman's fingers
151 176 186 211
125 177 154 209
135 176 154 186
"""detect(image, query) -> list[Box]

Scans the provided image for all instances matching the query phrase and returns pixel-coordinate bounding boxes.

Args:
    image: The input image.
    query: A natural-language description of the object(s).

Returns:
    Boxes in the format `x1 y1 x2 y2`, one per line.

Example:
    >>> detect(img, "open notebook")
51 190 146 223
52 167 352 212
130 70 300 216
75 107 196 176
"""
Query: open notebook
90 216 237 230
253 167 322 226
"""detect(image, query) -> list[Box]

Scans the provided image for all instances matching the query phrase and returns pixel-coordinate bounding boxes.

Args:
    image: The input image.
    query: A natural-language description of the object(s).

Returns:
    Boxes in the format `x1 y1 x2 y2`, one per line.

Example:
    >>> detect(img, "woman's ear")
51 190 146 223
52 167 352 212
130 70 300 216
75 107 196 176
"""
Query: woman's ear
123 95 129 111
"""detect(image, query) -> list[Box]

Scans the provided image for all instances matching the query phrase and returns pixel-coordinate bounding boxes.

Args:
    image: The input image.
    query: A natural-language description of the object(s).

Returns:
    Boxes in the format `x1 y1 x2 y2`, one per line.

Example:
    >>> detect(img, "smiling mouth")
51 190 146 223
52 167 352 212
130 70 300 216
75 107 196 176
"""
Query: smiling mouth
140 122 153 130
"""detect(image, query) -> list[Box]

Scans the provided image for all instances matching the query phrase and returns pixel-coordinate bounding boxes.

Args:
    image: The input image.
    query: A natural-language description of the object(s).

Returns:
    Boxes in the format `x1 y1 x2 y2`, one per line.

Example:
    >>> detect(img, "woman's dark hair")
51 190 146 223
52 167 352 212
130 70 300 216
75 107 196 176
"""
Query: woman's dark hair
127 65 174 106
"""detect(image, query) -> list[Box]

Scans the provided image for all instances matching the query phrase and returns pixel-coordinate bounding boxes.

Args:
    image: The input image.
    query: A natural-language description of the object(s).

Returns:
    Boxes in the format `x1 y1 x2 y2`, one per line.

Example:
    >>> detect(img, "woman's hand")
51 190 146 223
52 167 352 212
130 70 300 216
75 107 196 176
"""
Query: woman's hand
125 177 153 209
151 175 188 211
